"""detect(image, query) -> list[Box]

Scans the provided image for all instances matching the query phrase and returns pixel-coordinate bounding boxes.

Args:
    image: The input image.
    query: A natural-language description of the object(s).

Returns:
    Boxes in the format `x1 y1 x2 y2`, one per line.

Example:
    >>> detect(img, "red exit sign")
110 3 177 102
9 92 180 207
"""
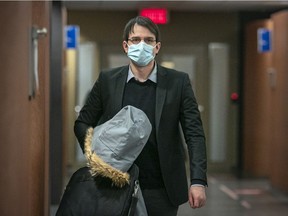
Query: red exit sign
140 8 168 24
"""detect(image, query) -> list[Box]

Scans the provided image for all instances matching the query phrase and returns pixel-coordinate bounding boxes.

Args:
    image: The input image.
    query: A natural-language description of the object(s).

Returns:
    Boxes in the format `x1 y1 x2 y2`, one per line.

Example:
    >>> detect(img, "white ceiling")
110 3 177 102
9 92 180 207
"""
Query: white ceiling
63 0 288 12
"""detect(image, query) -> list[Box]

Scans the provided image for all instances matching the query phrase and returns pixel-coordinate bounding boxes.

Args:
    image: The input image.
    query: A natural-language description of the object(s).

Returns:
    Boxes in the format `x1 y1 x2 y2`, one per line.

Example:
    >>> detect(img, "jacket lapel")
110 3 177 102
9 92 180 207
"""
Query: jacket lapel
155 65 167 138
113 66 129 114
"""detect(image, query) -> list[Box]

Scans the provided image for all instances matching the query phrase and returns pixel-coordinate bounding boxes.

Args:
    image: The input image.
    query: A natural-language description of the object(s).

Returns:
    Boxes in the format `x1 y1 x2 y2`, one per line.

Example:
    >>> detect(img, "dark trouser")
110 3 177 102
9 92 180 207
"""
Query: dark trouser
142 188 178 216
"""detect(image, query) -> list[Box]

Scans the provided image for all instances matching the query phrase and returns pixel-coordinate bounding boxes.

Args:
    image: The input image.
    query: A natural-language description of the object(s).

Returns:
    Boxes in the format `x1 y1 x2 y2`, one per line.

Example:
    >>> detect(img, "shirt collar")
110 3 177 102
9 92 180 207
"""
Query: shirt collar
126 63 157 83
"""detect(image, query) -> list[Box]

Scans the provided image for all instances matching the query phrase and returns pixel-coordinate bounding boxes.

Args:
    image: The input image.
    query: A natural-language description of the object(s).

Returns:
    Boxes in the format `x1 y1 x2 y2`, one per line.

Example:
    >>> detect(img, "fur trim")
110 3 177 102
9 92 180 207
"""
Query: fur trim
84 127 130 188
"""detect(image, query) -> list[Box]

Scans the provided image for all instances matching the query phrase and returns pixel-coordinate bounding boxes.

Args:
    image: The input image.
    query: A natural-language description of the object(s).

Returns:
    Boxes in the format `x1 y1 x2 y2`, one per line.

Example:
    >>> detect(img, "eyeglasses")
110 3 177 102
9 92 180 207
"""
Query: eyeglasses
128 37 157 45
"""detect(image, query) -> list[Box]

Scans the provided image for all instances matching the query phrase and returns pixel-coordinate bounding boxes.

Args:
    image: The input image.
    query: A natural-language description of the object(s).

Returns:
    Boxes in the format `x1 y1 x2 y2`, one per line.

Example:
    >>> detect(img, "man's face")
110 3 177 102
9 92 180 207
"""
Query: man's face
123 24 161 55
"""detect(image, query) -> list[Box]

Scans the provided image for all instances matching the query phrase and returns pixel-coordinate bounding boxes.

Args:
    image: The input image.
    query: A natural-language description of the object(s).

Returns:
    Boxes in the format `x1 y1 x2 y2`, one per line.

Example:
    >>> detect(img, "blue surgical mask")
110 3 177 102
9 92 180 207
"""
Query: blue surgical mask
127 41 155 67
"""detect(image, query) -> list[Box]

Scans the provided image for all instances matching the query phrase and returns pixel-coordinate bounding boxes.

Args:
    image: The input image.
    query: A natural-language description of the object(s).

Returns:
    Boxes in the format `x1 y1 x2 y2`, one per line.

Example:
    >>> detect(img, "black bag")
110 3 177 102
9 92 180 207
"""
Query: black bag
56 164 139 216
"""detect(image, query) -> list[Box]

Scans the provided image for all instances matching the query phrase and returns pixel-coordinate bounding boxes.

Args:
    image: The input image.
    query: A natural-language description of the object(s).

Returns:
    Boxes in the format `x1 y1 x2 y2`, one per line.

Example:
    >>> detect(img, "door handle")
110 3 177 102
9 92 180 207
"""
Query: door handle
267 67 276 89
29 26 48 99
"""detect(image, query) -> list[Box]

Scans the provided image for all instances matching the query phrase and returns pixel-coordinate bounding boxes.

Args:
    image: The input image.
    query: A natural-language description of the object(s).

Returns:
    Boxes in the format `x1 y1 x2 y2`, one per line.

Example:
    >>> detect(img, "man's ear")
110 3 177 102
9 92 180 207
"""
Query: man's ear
122 41 128 54
155 42 161 55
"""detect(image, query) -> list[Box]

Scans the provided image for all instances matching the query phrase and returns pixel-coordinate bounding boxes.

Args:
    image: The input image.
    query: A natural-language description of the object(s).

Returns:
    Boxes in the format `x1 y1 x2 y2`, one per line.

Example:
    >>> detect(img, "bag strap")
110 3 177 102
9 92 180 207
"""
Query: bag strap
128 179 140 216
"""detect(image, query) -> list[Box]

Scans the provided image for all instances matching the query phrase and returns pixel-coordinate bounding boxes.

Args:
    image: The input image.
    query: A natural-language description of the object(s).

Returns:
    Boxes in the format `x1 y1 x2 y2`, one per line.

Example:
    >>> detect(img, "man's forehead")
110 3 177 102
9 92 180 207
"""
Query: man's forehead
129 24 155 36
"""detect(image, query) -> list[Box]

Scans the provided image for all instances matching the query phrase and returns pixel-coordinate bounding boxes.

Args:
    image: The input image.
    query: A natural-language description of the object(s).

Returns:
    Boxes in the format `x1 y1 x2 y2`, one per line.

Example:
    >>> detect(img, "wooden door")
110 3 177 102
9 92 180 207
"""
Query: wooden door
270 10 288 193
0 1 50 216
243 19 273 177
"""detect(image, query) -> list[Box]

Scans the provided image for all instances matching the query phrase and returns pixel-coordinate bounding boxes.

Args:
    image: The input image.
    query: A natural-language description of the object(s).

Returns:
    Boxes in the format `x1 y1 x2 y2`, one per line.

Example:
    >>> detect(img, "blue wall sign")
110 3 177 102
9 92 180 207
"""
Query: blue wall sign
65 25 79 49
257 28 272 53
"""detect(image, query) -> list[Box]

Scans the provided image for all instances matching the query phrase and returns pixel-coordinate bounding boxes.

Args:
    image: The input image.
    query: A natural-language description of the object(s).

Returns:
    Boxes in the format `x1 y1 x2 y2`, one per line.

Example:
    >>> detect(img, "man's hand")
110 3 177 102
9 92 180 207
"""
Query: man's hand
188 185 206 209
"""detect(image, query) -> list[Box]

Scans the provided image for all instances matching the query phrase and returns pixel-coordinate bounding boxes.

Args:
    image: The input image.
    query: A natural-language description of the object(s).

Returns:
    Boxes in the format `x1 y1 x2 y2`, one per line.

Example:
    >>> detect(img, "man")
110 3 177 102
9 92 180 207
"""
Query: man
74 16 207 216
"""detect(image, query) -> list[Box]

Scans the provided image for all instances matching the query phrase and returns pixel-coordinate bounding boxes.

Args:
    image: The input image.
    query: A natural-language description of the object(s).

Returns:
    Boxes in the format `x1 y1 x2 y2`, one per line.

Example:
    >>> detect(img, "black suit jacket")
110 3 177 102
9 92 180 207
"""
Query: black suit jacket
74 64 207 206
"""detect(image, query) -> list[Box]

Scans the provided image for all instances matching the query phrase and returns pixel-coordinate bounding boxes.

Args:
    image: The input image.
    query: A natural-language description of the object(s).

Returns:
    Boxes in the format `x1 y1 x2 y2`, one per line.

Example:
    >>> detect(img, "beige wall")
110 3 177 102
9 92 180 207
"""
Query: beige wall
67 11 238 43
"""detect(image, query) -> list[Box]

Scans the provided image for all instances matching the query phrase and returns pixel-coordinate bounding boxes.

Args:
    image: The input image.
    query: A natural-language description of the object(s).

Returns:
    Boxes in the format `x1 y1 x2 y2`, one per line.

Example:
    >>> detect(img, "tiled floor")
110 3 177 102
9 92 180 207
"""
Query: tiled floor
51 173 288 216
178 174 288 216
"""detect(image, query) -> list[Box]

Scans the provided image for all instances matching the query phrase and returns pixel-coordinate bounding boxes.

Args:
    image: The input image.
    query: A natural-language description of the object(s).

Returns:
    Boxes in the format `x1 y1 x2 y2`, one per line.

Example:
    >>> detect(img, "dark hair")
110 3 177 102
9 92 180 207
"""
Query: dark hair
123 16 161 42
